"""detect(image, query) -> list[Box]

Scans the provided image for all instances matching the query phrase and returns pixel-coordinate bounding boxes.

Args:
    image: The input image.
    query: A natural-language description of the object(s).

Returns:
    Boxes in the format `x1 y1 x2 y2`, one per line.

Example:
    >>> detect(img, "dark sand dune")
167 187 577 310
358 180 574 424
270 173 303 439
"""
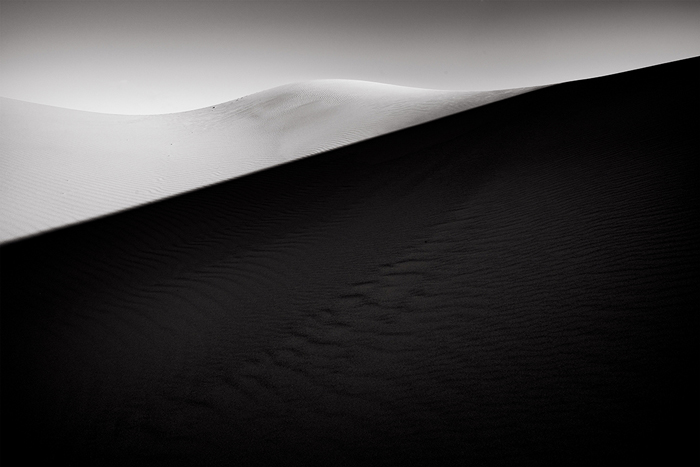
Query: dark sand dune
1 58 698 466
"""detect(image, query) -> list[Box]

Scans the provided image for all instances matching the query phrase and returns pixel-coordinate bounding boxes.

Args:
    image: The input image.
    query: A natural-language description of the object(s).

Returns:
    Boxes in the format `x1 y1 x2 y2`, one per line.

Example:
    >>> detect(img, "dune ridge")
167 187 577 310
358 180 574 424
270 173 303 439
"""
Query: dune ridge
1 58 698 466
0 81 536 244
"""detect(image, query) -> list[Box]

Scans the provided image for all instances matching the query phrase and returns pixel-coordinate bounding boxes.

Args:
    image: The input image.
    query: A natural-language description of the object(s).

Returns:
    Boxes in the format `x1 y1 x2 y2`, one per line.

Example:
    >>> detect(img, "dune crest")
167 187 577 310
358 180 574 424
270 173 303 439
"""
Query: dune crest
0 81 537 243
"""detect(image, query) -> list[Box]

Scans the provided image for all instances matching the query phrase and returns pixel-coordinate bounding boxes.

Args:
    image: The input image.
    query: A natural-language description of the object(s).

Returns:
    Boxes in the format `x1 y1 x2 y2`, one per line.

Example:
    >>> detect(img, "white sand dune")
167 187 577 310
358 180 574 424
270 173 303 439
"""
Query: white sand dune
0 81 537 243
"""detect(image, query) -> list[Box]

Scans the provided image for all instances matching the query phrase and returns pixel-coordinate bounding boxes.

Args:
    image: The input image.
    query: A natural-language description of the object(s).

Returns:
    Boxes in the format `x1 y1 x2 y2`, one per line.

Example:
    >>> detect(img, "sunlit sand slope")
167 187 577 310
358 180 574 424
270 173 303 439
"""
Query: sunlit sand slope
1 58 698 466
0 82 535 243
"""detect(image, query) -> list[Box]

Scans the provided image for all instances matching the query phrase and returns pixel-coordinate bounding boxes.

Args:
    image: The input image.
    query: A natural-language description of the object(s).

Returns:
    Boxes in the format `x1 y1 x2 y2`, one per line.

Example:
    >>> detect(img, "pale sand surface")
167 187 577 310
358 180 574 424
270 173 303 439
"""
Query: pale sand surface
0 59 698 466
0 81 537 243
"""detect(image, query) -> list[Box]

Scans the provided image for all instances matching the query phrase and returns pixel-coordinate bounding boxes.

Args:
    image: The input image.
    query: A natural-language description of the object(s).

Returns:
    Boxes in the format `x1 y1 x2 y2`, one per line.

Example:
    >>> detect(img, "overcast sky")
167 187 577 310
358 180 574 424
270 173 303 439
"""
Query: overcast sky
1 0 699 114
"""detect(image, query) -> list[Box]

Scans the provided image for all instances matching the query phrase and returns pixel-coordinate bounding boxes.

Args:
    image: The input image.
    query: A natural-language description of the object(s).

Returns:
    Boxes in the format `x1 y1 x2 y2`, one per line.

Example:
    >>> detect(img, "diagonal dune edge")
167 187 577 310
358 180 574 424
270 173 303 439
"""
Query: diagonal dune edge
0 57 698 466
0 80 543 244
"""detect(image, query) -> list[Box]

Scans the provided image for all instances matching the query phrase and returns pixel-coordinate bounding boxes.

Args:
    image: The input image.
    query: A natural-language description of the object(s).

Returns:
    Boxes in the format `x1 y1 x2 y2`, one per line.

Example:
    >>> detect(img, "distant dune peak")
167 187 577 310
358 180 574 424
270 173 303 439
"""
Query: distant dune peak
0 81 538 243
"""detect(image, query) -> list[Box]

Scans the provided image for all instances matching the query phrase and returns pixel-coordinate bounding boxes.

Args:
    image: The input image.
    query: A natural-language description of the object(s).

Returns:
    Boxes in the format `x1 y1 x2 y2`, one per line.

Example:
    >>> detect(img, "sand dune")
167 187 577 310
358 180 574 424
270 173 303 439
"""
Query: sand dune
1 58 698 466
0 81 536 244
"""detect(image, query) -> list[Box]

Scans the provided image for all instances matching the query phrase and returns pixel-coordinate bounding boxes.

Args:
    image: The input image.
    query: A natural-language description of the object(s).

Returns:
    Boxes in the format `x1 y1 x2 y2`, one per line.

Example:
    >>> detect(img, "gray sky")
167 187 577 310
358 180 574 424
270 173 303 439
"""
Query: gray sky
1 0 699 114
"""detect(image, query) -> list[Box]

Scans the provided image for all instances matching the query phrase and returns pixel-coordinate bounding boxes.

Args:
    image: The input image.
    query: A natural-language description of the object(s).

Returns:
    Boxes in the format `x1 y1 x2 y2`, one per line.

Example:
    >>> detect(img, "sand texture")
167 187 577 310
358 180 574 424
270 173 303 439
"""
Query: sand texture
1 58 698 466
0 82 536 244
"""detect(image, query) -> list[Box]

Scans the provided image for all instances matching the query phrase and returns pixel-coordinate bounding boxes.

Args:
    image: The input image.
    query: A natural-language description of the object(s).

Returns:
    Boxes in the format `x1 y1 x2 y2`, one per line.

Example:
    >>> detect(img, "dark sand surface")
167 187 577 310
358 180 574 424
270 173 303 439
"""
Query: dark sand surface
1 58 698 466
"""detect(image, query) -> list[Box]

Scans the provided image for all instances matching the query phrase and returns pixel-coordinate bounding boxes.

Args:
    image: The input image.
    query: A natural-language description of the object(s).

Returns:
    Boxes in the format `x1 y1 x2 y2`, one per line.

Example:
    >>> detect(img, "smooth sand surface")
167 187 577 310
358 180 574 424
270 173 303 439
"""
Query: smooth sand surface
1 58 698 466
0 82 536 244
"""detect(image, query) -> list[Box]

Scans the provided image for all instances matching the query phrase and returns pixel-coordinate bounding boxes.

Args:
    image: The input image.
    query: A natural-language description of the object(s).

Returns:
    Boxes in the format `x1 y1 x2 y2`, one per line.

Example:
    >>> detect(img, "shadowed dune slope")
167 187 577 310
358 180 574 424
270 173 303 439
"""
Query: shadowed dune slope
0 82 535 244
1 57 698 466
